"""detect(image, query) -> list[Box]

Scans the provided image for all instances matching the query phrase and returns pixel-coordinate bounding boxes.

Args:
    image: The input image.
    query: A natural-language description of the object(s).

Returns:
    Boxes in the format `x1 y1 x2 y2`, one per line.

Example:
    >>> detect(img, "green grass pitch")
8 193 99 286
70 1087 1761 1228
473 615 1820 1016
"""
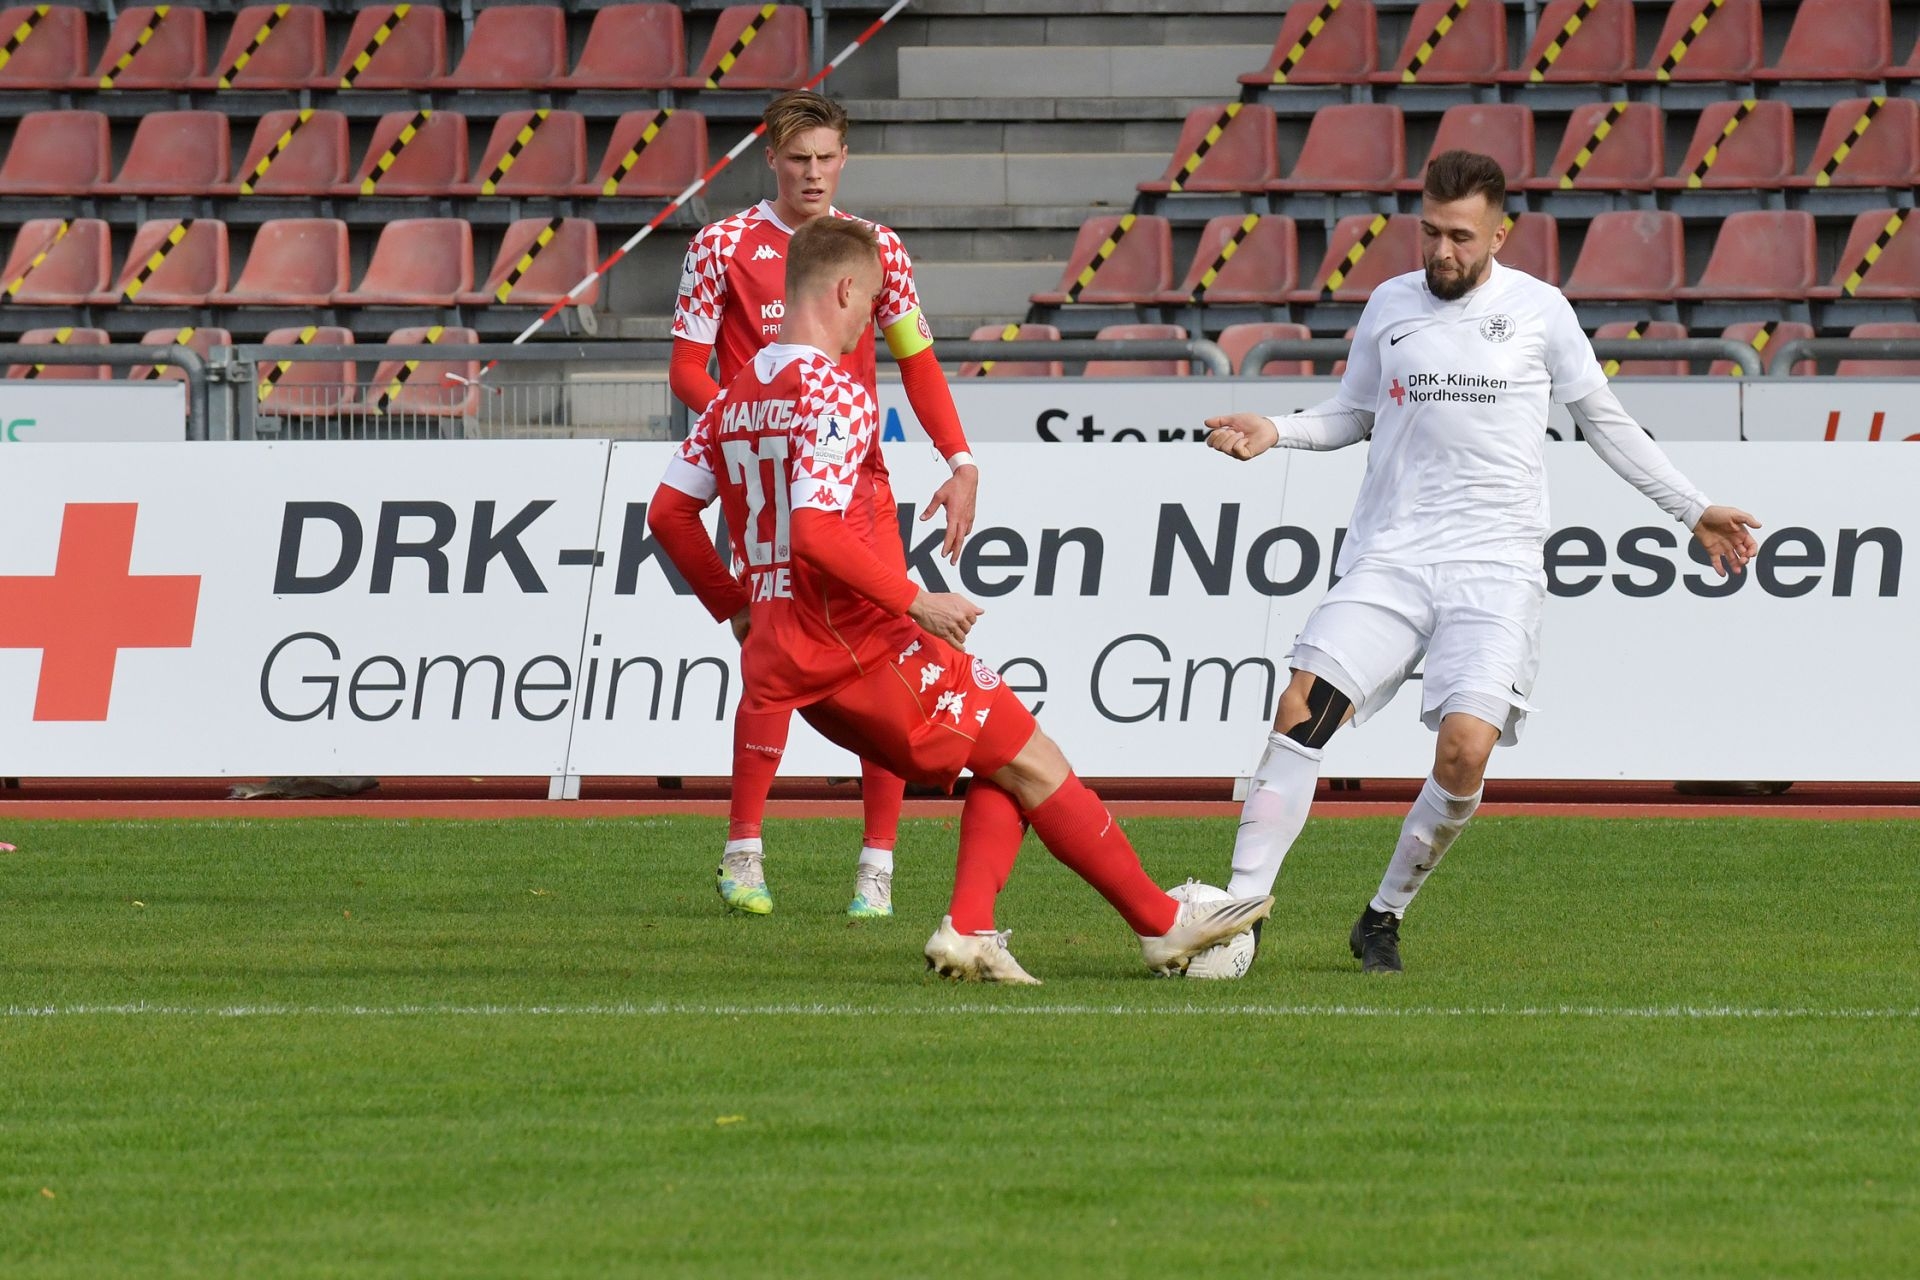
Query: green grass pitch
1 813 1915 1277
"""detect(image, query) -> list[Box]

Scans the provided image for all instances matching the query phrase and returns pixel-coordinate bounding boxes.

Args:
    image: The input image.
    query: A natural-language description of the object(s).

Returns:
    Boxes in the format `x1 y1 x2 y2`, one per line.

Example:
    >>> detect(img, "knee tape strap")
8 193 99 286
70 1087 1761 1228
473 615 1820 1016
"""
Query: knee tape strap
1285 676 1351 750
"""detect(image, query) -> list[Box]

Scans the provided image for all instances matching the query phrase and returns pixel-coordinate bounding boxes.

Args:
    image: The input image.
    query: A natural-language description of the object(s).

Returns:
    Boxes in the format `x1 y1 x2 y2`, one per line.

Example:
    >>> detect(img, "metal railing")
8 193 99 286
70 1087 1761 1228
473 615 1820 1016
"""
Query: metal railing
1237 337 1766 378
0 345 210 439
1767 337 1920 377
893 339 1233 377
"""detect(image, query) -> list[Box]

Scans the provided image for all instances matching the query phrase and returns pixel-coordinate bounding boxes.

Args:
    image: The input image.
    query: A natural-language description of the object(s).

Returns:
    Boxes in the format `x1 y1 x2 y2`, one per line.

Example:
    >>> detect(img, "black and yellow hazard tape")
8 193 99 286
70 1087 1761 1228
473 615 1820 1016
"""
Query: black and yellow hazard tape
495 216 566 303
340 3 410 90
1729 319 1779 376
1401 0 1471 83
1559 100 1629 189
602 108 674 196
706 2 778 89
373 324 444 410
1167 102 1242 194
100 4 170 89
2 218 69 303
240 107 315 195
973 322 1021 377
121 219 193 301
144 325 195 380
1529 0 1600 82
1190 213 1261 302
1815 96 1885 189
1655 0 1728 83
1686 98 1757 188
481 109 551 196
219 3 289 88
1271 0 1342 84
1840 206 1911 296
24 324 75 379
1323 213 1388 297
0 5 50 73
258 324 320 403
361 108 433 195
1600 320 1648 378
1062 213 1137 304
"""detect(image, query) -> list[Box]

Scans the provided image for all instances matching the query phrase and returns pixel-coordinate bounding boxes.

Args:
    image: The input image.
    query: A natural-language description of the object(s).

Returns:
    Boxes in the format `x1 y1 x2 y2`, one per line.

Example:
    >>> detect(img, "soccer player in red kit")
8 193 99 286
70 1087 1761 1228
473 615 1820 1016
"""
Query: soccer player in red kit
649 218 1272 982
668 90 978 921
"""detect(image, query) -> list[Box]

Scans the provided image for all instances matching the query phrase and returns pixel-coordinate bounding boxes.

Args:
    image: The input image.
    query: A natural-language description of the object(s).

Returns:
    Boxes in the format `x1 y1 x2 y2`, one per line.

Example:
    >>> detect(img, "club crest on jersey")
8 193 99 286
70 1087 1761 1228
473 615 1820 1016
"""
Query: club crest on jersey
970 657 1001 690
812 413 852 466
1479 314 1515 343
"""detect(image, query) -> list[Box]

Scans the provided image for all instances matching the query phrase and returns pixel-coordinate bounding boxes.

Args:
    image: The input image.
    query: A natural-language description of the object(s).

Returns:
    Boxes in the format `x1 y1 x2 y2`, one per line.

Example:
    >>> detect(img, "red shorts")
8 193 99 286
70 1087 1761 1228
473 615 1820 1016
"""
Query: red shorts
798 629 1035 791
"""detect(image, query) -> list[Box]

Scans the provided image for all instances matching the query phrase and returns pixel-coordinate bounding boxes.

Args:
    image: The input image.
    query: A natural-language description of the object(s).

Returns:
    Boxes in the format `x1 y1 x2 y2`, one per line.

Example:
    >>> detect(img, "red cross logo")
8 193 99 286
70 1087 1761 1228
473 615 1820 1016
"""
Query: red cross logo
1389 378 1407 406
0 504 201 721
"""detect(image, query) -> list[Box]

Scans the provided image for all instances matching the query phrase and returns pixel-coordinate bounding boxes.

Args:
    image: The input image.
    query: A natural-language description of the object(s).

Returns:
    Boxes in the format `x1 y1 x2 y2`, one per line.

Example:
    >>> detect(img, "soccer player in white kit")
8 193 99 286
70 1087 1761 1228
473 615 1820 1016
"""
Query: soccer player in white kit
1204 151 1762 973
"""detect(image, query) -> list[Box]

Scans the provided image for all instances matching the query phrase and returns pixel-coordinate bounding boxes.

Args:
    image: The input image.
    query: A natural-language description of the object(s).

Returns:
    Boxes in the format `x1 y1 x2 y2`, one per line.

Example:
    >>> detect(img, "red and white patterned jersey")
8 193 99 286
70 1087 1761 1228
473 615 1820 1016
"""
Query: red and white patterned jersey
661 343 900 711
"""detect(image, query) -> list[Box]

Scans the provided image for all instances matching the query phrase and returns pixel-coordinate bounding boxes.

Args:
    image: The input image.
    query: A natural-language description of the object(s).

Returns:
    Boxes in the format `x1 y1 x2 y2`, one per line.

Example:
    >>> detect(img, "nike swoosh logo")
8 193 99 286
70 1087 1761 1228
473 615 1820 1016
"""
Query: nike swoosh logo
1511 684 1526 698
1389 330 1416 346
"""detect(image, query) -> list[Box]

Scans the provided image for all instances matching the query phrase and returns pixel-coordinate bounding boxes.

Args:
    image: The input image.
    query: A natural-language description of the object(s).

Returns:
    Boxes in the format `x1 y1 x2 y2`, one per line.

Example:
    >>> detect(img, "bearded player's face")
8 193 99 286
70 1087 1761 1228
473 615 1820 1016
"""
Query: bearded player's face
768 126 848 223
1420 193 1506 301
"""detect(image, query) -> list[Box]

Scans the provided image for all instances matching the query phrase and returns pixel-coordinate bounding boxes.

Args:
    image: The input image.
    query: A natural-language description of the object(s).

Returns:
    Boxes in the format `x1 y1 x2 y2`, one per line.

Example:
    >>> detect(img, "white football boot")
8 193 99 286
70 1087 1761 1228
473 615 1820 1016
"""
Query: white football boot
923 916 1043 985
1139 893 1275 975
846 864 894 919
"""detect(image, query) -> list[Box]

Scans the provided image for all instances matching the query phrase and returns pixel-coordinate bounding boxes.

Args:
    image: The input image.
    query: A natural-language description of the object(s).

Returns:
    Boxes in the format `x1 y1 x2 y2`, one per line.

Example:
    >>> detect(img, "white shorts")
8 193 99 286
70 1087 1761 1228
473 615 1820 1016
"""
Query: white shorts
1289 559 1545 746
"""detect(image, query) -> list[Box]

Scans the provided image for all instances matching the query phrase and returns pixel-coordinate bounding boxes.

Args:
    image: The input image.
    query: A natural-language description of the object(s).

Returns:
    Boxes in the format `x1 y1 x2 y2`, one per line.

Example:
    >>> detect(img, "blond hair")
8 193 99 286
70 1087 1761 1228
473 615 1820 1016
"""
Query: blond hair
764 90 850 152
787 217 880 296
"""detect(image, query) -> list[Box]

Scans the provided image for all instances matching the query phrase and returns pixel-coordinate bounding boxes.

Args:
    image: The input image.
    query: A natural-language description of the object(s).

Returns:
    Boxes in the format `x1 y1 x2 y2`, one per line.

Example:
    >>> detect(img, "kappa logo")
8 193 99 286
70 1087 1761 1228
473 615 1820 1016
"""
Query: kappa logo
809 486 842 509
918 662 945 692
753 244 782 262
896 639 922 666
933 689 967 723
1480 313 1515 343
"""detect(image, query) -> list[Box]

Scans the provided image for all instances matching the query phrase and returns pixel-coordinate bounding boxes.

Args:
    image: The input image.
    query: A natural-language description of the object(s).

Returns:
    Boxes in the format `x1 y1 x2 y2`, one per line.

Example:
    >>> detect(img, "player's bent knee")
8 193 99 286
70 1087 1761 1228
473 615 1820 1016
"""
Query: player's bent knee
1282 677 1352 750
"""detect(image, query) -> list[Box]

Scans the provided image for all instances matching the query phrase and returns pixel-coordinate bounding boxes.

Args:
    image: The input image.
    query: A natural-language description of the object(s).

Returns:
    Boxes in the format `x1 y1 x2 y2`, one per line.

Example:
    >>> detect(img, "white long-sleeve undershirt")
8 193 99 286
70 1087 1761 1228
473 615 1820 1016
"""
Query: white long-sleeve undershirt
1263 397 1374 450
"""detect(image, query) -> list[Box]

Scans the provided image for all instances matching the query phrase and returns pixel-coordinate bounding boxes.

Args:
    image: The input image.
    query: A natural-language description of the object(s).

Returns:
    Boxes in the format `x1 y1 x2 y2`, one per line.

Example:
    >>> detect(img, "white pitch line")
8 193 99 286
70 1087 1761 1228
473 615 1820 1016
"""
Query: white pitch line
3 1003 1918 1020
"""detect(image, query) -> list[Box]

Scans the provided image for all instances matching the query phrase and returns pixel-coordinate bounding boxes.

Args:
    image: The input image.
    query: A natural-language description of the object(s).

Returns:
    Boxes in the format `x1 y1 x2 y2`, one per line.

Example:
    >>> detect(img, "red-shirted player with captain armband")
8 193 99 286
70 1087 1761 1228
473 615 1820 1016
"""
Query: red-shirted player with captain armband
662 90 977 922
649 218 1273 982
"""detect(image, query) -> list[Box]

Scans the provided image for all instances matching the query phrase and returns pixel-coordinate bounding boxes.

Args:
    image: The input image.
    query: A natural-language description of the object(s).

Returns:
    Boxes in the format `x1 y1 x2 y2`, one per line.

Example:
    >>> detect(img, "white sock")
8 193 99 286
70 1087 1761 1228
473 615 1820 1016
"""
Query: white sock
1370 775 1481 917
1226 733 1322 898
857 846 894 874
724 837 763 858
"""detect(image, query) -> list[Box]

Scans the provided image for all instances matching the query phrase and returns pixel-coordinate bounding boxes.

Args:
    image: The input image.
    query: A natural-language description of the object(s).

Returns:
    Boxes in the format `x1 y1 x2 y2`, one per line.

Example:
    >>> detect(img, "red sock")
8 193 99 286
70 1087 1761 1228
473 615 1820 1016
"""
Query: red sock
948 780 1026 932
728 705 790 841
1026 775 1178 936
860 758 905 851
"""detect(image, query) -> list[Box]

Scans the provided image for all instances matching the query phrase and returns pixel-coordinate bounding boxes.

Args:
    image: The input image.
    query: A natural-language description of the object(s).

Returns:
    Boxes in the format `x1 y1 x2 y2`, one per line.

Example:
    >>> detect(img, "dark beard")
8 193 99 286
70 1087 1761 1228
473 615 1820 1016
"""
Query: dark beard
1425 258 1487 301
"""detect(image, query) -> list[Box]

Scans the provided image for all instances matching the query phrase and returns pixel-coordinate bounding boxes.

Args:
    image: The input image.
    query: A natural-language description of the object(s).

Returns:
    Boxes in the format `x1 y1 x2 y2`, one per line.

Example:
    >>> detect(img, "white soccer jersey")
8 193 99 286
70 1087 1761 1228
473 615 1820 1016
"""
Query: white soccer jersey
1332 259 1610 571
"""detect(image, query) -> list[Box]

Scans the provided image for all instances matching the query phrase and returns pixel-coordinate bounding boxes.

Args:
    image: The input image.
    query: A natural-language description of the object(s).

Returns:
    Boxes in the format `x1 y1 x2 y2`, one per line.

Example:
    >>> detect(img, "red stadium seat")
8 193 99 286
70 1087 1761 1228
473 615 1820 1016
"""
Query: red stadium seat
128 325 233 383
327 5 447 90
1267 104 1404 194
1712 320 1814 376
1786 97 1919 189
673 4 808 91
1373 0 1506 85
213 219 351 307
1895 33 1920 81
334 219 474 307
578 109 708 198
193 3 328 90
436 4 567 90
90 219 229 307
1677 211 1817 300
958 323 1065 378
1140 103 1279 194
1289 214 1421 302
1155 214 1298 305
1402 104 1534 192
0 4 89 90
6 328 111 381
1084 323 1191 378
361 326 482 418
0 111 111 196
1837 322 1920 377
1218 322 1313 376
217 109 351 197
1813 208 1920 300
1593 320 1690 376
1655 99 1794 190
1527 101 1662 191
1240 0 1377 87
1755 0 1891 82
1500 0 1635 84
255 326 358 418
454 110 589 197
553 3 685 89
336 110 469 198
1562 211 1685 301
1499 213 1559 285
0 219 111 306
99 111 230 197
1030 215 1174 306
459 217 601 307
1627 0 1761 82
90 4 204 90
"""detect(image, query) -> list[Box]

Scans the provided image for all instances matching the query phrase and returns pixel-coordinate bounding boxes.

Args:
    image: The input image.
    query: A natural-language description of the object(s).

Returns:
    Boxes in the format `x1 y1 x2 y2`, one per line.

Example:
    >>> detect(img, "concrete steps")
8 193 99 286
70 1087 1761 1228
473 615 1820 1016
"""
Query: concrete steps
898 44 1270 99
836 152 1167 208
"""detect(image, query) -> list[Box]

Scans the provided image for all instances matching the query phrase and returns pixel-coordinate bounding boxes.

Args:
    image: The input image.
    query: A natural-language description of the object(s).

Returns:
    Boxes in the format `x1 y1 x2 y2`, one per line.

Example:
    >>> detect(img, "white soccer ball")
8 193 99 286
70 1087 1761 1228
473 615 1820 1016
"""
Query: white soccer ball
1167 880 1257 980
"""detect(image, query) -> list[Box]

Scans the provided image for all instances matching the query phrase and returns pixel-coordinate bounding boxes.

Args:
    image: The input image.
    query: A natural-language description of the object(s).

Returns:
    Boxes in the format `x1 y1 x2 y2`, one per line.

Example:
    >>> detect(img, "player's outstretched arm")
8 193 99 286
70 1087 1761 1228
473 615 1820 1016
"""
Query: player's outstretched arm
1204 400 1374 461
1691 505 1762 578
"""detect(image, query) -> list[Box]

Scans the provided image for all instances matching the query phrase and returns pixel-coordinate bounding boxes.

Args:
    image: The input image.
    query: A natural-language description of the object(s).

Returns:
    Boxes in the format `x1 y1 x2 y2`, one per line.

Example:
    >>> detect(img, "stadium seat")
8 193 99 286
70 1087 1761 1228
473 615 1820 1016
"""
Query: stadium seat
193 3 328 90
0 219 111 306
1562 211 1685 301
1894 34 1920 81
1754 0 1891 82
0 111 111 196
1593 320 1690 376
217 109 351 197
578 108 708 198
98 111 230 197
213 219 351 307
1499 213 1559 285
1677 211 1817 300
673 4 809 91
459 217 601 307
1627 0 1761 83
1267 104 1405 194
1084 323 1192 378
1155 214 1298 305
1218 322 1313 375
1240 0 1377 86
327 5 447 90
553 3 685 89
1836 322 1920 376
1289 213 1421 302
1655 99 1794 190
435 5 567 90
1527 101 1663 191
0 4 89 90
90 4 205 89
361 326 482 418
6 328 112 381
1786 97 1920 189
454 110 589 197
128 325 233 383
336 110 469 198
92 219 229 307
958 323 1064 378
1500 0 1635 84
334 219 473 307
1812 208 1920 299
1712 320 1814 376
254 325 357 419
1139 103 1279 194
1401 104 1534 192
1030 215 1174 306
1373 0 1506 85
